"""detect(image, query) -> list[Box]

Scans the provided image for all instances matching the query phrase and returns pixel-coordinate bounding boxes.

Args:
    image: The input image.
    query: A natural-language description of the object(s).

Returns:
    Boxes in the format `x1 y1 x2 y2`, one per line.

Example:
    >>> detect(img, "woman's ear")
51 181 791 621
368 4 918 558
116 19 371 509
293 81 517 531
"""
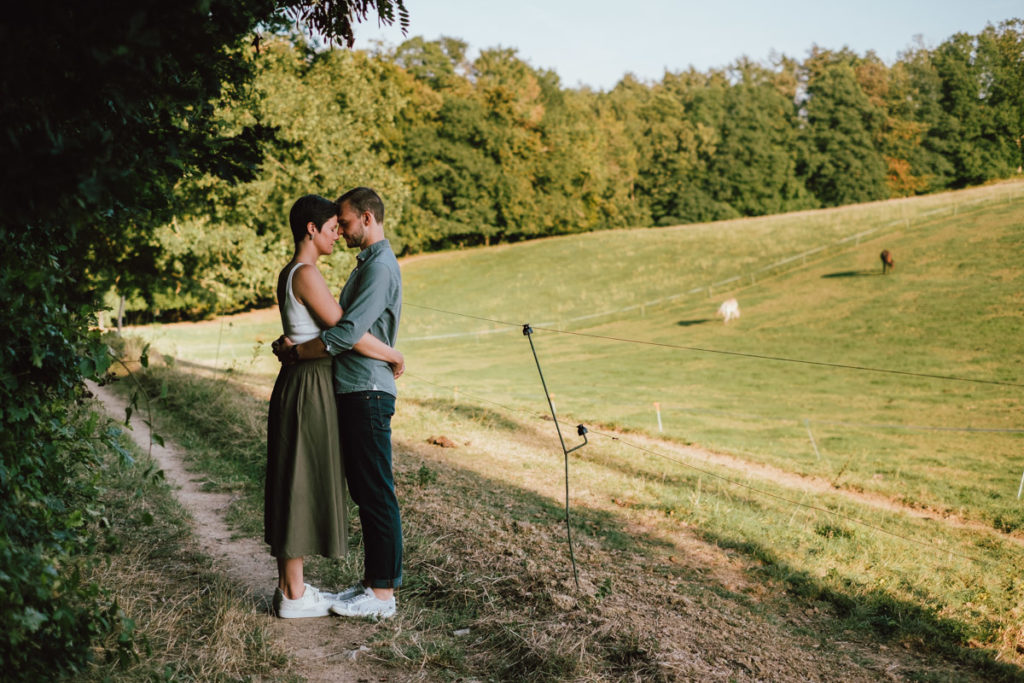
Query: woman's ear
306 221 317 240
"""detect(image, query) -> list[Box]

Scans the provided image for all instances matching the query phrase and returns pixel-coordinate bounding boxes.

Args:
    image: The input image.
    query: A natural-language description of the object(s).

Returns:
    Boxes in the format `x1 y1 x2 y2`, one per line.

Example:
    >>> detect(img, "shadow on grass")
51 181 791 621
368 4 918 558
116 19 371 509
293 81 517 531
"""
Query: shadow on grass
134 364 1024 681
676 318 713 327
821 270 882 278
545 446 1024 681
410 396 529 433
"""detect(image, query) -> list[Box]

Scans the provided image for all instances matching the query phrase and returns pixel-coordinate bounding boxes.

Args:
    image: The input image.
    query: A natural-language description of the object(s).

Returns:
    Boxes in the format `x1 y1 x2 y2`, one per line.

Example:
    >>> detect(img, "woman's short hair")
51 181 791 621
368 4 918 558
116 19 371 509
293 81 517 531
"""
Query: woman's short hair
289 194 337 243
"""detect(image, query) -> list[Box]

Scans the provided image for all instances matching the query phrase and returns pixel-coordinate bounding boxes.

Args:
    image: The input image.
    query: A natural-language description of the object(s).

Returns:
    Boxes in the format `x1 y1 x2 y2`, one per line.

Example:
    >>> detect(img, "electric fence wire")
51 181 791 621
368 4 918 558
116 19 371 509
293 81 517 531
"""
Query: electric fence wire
403 192 1024 344
404 302 1024 389
548 398 1024 434
403 372 1006 568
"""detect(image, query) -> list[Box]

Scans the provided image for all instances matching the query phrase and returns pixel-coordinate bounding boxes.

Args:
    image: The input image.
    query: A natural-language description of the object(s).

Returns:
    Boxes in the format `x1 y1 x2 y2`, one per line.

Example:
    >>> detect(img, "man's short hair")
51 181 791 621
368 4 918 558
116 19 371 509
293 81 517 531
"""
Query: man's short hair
289 194 337 243
337 187 384 224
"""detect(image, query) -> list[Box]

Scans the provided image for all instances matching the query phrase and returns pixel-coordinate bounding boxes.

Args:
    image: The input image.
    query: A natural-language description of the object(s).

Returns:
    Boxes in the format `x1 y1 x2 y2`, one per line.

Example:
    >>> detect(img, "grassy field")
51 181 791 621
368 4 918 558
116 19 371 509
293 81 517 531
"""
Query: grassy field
119 180 1024 675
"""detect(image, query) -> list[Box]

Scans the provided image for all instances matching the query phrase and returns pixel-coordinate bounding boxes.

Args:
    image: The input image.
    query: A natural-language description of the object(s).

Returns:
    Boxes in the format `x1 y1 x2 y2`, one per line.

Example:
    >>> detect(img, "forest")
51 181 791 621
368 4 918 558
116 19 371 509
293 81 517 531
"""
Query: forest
126 21 1024 318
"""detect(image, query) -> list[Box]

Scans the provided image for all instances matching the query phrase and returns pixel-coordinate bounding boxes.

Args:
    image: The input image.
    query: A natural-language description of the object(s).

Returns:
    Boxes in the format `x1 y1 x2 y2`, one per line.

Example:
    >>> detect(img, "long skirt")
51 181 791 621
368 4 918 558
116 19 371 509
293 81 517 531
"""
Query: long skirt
265 357 347 558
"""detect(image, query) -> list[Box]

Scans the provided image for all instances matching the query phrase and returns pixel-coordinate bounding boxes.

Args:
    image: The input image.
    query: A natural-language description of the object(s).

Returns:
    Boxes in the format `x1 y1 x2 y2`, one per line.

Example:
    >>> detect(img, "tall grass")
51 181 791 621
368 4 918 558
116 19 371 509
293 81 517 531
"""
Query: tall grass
111 362 1024 677
75 407 287 681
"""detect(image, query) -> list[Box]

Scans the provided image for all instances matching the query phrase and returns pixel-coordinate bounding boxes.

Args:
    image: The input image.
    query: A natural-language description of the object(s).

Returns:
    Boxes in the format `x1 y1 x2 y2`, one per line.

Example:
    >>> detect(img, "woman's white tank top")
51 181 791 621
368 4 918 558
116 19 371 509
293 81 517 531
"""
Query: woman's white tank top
281 263 321 344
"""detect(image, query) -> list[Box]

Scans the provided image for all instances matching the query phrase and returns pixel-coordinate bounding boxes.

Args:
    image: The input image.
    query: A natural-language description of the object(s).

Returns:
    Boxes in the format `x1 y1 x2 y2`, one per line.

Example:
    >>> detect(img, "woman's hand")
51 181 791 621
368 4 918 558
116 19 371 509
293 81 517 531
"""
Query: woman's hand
271 335 297 365
389 351 405 379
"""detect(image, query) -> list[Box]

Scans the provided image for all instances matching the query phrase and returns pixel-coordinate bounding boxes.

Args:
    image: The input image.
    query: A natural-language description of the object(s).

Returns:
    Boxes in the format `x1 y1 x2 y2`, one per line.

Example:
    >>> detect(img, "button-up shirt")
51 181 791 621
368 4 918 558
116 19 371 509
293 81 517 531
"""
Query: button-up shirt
320 239 402 397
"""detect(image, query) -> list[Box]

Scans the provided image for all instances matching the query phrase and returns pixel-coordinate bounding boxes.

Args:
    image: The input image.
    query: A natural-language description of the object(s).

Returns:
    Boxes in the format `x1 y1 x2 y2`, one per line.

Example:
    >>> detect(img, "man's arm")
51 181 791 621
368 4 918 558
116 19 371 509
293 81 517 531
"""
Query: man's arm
275 263 399 369
274 331 402 372
320 262 392 354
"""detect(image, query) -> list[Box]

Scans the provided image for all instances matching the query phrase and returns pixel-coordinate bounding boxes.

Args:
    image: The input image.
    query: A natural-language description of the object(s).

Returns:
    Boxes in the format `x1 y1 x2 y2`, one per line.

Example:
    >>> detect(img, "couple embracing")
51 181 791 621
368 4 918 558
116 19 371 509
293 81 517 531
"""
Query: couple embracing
266 187 404 620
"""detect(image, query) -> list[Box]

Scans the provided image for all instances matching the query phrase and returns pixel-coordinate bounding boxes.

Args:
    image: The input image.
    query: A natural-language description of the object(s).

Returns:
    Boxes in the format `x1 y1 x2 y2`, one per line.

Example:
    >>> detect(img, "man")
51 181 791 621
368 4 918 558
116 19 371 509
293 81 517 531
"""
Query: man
276 187 404 619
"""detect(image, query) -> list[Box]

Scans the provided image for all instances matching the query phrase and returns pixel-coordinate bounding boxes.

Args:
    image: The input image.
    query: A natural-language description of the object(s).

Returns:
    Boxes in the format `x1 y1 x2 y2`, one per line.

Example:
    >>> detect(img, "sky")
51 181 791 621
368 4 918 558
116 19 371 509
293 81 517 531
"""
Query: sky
352 0 1022 90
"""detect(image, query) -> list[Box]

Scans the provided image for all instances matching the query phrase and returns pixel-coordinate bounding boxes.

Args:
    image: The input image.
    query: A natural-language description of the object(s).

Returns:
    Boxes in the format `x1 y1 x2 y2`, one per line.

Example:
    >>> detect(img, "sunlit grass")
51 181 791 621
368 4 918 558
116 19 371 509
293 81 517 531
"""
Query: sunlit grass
119 181 1024 671
124 181 1024 530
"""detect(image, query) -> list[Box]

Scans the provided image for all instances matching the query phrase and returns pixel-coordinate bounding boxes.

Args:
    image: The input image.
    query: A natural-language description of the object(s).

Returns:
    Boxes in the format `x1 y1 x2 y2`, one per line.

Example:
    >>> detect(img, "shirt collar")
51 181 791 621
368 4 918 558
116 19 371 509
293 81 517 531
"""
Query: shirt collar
357 239 390 263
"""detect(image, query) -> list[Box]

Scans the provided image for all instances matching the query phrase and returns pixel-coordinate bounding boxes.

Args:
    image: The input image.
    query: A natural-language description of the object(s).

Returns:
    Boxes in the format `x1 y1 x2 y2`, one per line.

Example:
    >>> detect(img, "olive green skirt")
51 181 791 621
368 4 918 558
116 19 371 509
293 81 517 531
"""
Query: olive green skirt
265 357 347 558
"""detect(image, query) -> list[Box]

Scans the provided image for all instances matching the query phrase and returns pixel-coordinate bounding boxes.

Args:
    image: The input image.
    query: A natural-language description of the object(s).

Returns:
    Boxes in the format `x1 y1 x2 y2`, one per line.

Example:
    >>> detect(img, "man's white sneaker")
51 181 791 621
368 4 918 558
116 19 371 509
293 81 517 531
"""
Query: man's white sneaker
274 583 335 619
330 586 396 620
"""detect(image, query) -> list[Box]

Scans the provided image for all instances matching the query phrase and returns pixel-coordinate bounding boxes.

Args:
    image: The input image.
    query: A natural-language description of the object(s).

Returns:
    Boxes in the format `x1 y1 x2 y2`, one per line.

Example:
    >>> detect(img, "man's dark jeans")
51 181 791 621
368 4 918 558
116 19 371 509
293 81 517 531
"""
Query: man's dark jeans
337 391 402 588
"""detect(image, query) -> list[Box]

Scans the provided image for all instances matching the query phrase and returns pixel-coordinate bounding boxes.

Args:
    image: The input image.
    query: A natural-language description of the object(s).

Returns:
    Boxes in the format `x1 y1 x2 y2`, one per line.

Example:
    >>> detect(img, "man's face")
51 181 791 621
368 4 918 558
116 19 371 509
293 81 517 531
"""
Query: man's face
337 201 367 249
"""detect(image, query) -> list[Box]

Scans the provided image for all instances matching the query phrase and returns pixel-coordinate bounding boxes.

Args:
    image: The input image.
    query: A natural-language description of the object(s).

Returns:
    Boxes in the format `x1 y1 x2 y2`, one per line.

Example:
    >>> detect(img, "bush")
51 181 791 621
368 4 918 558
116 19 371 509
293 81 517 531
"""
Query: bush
0 237 134 677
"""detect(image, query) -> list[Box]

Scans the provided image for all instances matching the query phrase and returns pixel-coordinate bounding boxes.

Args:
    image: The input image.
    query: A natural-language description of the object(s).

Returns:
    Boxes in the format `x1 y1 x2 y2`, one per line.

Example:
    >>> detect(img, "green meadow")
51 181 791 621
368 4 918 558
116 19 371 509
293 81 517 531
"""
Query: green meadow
123 181 1024 670
132 180 1024 530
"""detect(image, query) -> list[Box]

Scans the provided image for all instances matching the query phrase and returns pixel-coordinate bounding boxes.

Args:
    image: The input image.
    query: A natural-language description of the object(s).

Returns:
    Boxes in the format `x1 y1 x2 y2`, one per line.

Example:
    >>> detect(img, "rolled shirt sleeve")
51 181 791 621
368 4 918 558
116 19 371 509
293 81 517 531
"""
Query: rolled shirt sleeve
319 239 402 396
321 262 390 353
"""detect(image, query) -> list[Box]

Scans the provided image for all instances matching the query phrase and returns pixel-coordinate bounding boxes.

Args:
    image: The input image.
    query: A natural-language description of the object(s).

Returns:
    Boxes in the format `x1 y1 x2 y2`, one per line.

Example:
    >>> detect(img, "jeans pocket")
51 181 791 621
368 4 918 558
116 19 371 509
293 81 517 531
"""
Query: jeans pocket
369 394 395 433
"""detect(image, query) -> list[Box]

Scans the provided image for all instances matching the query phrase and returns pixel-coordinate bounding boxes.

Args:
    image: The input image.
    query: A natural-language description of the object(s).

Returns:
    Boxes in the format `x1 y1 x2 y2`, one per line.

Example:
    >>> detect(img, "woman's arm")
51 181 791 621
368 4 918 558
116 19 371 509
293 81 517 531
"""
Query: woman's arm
291 263 403 376
291 264 342 328
352 335 405 379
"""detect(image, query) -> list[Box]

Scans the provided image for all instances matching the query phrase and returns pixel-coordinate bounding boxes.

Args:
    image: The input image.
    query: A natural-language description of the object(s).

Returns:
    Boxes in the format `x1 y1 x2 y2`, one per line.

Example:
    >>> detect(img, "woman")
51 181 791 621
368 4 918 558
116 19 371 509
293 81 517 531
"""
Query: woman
266 194 403 618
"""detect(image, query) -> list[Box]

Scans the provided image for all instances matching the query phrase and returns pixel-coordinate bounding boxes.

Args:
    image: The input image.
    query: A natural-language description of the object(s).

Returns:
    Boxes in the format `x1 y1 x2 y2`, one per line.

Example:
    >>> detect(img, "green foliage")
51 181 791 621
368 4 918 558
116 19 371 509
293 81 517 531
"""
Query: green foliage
801 50 890 206
114 21 1024 319
281 0 409 48
0 230 128 676
0 0 407 675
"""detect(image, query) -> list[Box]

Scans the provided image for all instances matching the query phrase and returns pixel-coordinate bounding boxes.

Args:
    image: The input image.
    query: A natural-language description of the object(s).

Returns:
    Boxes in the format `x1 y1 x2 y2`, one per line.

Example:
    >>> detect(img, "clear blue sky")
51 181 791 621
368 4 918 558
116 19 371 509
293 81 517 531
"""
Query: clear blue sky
352 0 1022 90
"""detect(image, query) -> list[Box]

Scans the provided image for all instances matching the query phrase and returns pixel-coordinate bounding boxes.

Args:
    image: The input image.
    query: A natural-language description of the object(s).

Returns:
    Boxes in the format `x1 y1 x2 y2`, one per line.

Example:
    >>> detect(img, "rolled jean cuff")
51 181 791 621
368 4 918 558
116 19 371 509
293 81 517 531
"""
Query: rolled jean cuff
367 575 402 589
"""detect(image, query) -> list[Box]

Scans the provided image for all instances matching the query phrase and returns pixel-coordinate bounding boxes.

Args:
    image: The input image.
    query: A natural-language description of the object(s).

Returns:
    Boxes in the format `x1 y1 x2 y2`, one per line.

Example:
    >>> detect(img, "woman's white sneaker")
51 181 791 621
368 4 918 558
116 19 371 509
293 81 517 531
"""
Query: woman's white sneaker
330 586 396 620
274 583 335 618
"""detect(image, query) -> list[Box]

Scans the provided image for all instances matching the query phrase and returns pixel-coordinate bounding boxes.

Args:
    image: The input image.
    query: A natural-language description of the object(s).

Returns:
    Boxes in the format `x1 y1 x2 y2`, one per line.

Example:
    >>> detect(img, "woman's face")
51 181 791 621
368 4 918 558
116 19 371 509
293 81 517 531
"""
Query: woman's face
313 216 340 254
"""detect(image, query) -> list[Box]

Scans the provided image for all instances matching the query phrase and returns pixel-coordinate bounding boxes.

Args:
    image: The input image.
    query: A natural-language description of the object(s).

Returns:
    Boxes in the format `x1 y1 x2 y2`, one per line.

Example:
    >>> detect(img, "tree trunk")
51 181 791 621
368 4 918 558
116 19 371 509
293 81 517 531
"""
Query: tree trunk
116 295 125 336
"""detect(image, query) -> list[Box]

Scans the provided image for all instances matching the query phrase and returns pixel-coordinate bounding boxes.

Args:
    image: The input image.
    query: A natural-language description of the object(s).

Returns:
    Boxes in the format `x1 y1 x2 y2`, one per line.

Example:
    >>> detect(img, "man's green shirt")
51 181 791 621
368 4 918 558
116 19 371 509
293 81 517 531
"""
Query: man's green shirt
320 239 402 396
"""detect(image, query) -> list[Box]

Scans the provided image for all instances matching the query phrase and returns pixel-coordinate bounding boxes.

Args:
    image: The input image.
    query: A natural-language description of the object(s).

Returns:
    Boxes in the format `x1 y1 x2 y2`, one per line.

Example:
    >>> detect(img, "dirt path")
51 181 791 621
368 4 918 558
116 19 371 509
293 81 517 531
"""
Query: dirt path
87 381 396 683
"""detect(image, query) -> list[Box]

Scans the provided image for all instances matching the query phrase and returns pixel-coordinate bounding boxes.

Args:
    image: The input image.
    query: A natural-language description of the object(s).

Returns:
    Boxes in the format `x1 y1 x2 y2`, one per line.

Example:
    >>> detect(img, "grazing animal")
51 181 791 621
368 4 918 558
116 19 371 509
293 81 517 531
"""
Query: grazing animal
717 298 740 324
880 249 894 274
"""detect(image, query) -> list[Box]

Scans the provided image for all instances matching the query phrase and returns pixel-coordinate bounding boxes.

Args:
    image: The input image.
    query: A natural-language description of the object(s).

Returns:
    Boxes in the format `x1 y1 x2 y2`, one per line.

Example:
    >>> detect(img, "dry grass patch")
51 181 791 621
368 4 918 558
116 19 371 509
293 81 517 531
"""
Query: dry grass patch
72 420 288 682
100 359 1023 680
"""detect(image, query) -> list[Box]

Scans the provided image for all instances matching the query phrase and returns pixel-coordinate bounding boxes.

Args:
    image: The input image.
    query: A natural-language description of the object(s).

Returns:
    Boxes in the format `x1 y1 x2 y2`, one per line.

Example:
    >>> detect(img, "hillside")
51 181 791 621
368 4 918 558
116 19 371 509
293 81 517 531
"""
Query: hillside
120 181 1024 677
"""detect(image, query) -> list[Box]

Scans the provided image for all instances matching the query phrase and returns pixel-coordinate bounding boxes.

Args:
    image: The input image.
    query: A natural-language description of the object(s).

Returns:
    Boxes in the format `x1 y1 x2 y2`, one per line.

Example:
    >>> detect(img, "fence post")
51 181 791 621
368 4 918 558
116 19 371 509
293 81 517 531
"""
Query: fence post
522 324 587 589
805 419 822 461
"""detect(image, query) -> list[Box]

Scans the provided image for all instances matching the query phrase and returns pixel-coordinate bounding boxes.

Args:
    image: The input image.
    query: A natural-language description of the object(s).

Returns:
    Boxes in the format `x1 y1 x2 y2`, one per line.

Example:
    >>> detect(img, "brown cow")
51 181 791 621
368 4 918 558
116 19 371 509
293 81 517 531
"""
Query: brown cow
880 249 894 274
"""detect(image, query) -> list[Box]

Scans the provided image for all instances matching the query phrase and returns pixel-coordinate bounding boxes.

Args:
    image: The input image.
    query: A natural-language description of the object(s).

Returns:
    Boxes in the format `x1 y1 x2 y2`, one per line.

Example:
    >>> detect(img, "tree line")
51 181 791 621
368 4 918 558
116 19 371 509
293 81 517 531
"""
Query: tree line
126 20 1024 319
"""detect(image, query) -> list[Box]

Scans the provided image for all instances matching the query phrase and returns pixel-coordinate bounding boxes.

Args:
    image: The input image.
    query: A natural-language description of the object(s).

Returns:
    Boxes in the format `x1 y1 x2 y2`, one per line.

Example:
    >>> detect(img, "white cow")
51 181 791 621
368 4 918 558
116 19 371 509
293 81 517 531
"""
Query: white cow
717 298 740 324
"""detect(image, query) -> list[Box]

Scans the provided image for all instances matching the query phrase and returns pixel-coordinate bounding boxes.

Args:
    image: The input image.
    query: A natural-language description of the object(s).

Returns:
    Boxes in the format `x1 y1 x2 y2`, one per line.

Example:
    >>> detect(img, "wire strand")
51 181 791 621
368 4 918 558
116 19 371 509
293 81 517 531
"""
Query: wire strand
403 302 1023 388
402 372 1000 567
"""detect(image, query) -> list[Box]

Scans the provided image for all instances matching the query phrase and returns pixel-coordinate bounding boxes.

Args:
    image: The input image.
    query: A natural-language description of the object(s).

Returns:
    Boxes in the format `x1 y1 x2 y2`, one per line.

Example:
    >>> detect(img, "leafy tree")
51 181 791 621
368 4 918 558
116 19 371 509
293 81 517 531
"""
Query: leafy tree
800 49 890 206
891 41 958 191
691 61 815 217
130 35 415 317
609 72 716 225
923 22 1024 187
0 1 407 674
